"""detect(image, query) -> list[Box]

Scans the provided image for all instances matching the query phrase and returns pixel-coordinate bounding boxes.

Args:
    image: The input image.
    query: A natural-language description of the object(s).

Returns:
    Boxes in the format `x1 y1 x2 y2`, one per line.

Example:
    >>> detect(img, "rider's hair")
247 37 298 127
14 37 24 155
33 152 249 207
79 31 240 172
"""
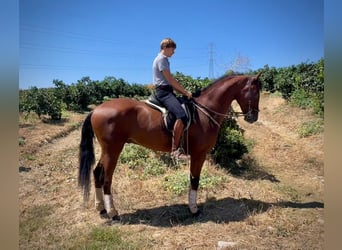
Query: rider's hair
160 38 177 50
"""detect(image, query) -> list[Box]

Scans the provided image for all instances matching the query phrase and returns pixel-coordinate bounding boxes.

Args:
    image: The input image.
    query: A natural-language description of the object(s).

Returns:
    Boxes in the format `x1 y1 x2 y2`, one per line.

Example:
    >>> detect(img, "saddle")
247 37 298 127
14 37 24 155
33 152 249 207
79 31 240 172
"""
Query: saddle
144 93 193 132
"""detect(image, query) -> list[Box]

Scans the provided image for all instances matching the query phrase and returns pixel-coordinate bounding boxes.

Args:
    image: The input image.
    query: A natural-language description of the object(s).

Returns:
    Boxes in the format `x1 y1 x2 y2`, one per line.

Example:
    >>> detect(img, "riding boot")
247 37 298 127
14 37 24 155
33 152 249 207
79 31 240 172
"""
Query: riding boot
171 119 190 160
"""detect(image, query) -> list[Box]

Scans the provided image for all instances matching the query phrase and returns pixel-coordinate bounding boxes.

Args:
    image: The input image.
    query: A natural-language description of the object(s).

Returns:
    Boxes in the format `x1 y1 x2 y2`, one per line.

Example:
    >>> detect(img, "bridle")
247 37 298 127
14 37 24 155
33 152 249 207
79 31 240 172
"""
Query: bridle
192 76 260 127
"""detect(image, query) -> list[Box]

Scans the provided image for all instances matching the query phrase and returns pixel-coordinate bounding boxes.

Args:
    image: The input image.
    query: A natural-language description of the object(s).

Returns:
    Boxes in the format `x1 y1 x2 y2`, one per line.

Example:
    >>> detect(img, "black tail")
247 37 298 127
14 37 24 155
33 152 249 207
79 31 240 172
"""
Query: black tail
78 112 95 201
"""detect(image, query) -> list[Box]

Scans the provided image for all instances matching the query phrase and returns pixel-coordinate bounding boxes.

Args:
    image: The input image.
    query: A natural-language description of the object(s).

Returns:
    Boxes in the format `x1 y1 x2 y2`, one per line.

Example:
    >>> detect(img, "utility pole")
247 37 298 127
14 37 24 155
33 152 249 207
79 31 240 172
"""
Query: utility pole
209 43 214 79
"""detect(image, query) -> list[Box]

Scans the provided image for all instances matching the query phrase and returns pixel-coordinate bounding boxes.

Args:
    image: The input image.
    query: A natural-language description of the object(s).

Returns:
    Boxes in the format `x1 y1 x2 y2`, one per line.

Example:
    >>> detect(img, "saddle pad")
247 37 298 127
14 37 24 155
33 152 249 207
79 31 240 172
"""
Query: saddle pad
143 100 167 114
143 100 191 132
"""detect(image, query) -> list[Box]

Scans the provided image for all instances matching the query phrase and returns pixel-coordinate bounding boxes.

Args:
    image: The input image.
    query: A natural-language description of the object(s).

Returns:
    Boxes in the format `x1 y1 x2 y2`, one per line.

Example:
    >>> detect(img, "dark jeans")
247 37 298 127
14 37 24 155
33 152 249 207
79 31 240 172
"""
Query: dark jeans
155 86 188 125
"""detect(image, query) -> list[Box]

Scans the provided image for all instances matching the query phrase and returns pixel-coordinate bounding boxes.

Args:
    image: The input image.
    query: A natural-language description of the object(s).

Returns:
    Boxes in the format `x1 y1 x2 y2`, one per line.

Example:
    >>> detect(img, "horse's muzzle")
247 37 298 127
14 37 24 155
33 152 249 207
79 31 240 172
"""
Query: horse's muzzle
244 111 258 123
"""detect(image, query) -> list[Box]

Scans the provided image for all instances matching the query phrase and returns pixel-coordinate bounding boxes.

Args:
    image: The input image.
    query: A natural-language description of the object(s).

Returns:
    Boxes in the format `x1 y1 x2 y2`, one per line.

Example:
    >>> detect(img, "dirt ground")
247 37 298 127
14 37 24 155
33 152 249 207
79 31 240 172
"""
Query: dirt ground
19 93 324 249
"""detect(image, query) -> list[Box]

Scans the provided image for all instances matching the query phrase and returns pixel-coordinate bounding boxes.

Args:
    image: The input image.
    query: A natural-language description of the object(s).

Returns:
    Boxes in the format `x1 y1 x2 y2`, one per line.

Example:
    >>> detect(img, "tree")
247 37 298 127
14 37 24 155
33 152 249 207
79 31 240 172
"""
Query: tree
226 53 251 74
259 65 277 92
19 87 63 120
173 72 210 93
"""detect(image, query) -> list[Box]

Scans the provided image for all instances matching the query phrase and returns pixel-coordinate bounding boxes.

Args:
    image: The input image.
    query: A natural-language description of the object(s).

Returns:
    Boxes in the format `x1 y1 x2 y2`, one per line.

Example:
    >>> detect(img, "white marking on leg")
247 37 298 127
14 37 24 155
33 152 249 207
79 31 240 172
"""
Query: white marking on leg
95 188 104 211
104 194 118 218
188 189 198 214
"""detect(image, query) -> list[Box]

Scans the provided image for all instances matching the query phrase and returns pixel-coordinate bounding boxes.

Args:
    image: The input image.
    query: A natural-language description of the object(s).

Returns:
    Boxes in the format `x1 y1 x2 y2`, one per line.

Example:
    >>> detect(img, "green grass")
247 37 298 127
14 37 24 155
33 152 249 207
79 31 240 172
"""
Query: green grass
19 111 39 125
80 227 133 249
297 120 323 138
20 205 53 245
163 171 189 195
163 168 227 195
142 157 166 177
20 205 150 249
68 226 147 249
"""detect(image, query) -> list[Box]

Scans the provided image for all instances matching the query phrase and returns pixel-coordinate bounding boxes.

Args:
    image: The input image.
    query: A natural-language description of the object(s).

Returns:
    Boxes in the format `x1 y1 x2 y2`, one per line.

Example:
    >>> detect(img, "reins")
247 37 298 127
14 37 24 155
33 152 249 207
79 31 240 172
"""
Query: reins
192 101 222 127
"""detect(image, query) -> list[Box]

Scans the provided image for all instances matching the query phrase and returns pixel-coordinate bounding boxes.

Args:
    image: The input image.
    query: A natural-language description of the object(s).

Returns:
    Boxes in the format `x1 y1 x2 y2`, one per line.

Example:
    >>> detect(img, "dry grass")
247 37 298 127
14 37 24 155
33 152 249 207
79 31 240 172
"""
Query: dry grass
19 93 324 249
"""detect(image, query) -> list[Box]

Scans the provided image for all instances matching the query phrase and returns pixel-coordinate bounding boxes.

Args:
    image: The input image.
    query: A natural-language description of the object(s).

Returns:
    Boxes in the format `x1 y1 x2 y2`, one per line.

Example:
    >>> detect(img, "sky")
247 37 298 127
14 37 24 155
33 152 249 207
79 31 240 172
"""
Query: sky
19 0 323 89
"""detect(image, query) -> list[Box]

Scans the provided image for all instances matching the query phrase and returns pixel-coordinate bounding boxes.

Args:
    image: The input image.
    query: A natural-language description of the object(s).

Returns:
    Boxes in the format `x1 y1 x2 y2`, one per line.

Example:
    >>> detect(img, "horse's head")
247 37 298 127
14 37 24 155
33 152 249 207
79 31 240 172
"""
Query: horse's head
236 73 261 123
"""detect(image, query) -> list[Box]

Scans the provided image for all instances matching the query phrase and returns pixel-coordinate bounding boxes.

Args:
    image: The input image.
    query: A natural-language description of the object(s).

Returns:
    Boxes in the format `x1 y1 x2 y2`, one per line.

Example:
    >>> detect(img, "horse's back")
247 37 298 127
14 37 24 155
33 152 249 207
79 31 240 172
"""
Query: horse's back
90 98 139 135
92 98 141 118
96 97 140 111
90 98 170 151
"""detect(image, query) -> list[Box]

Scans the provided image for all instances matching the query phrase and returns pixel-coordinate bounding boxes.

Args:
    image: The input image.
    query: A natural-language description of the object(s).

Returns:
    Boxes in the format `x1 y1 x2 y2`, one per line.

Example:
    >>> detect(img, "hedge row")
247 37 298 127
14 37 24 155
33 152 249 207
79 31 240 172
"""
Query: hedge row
19 59 323 169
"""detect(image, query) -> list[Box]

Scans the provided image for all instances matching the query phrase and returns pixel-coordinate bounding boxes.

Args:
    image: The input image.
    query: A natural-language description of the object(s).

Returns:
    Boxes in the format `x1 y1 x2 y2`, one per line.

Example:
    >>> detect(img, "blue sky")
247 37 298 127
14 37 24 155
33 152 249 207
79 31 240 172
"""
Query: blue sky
19 0 323 89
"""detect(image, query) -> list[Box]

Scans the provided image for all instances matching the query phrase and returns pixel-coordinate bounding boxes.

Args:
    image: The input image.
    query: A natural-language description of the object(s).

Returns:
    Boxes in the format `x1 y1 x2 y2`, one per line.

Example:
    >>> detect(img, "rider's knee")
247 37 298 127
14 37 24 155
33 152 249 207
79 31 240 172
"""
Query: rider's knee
180 116 188 126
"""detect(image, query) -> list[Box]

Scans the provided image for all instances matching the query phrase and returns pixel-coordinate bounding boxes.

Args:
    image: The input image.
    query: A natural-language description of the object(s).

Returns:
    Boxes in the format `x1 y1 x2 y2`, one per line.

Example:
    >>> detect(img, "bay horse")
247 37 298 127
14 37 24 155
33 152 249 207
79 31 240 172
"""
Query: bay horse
78 73 261 220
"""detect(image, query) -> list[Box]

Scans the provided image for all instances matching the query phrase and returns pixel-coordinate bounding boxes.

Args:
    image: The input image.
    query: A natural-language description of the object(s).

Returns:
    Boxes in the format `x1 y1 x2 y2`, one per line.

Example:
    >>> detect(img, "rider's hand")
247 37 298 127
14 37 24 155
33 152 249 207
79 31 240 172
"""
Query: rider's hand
186 91 192 99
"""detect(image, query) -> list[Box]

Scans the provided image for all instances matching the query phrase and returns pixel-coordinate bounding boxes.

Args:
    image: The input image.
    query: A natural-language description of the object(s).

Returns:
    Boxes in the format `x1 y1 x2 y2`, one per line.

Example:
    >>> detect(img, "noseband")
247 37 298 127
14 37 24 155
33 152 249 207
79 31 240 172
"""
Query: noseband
193 76 260 127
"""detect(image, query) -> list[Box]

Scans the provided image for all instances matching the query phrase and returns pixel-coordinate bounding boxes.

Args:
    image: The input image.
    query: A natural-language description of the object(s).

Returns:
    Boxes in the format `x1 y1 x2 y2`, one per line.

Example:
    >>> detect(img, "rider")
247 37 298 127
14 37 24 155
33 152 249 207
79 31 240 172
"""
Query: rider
152 38 192 160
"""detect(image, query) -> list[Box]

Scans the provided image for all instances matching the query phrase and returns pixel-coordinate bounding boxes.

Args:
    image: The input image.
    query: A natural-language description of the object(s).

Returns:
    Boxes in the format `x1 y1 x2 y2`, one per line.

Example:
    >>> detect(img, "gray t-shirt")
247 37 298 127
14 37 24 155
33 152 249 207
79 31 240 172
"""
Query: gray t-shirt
153 53 170 87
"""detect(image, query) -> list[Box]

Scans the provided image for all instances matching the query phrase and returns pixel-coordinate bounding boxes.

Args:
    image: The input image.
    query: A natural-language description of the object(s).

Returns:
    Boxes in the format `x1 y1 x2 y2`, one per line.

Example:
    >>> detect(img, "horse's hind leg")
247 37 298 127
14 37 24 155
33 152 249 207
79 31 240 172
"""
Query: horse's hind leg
93 162 106 217
101 143 125 220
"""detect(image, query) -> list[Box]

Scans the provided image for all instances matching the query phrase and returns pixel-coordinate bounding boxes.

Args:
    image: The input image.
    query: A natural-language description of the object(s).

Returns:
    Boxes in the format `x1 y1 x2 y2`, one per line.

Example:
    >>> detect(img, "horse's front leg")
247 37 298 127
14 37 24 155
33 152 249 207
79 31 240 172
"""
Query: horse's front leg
188 154 206 215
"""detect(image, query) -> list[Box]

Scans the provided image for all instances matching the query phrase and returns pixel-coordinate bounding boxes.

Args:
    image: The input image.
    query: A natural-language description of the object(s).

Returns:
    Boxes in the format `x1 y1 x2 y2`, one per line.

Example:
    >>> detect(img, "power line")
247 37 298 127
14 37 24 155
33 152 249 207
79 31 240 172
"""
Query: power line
209 43 214 79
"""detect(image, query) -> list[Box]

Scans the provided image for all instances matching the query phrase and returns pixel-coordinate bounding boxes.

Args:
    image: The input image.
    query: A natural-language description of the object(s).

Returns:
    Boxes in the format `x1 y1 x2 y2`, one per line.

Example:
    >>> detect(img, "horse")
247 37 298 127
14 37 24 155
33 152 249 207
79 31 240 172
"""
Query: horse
78 73 261 220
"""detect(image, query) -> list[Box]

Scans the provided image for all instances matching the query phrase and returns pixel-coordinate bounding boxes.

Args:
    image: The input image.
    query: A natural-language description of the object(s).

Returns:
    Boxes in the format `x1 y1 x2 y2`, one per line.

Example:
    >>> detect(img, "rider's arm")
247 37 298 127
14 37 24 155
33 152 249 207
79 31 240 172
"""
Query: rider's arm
162 69 192 99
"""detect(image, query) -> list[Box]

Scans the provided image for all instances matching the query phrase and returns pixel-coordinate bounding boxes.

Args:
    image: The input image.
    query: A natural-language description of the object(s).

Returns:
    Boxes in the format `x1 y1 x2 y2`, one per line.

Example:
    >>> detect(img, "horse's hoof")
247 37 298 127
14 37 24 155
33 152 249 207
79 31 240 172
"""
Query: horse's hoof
99 209 108 219
190 209 202 217
112 214 121 222
105 214 121 225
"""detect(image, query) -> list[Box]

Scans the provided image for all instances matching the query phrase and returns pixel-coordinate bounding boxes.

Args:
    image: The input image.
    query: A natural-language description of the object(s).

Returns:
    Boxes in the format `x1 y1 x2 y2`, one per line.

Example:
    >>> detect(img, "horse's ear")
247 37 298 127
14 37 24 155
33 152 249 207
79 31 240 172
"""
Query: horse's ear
253 72 262 90
254 72 261 80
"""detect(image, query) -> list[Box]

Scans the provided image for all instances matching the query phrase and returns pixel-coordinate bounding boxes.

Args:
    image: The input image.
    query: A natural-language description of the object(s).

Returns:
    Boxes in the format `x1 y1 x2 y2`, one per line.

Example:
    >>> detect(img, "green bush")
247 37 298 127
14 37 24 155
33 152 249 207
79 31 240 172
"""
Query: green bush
119 144 151 169
174 71 211 93
290 88 312 108
119 144 166 177
19 87 64 120
290 89 323 118
255 59 324 117
211 118 248 169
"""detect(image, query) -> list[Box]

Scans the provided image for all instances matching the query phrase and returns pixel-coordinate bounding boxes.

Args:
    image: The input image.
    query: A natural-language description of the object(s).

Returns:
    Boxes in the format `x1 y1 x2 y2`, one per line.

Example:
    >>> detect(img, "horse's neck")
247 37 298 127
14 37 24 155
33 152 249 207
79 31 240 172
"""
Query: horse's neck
198 77 241 114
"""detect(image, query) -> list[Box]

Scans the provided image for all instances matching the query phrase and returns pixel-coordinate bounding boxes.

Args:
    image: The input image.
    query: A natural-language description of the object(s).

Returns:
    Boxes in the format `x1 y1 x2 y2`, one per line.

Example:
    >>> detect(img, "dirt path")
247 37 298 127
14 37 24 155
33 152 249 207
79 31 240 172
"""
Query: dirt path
232 94 324 201
19 93 324 249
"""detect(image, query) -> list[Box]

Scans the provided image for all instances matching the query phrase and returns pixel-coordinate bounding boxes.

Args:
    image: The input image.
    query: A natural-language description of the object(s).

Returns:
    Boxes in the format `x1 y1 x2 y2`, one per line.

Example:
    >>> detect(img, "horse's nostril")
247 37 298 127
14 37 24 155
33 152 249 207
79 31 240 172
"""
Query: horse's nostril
244 114 258 123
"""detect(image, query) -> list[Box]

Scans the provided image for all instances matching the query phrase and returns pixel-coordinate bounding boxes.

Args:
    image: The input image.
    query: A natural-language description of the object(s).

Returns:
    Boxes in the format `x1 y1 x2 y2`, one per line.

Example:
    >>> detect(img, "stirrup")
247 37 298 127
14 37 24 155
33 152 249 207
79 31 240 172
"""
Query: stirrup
171 148 190 161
